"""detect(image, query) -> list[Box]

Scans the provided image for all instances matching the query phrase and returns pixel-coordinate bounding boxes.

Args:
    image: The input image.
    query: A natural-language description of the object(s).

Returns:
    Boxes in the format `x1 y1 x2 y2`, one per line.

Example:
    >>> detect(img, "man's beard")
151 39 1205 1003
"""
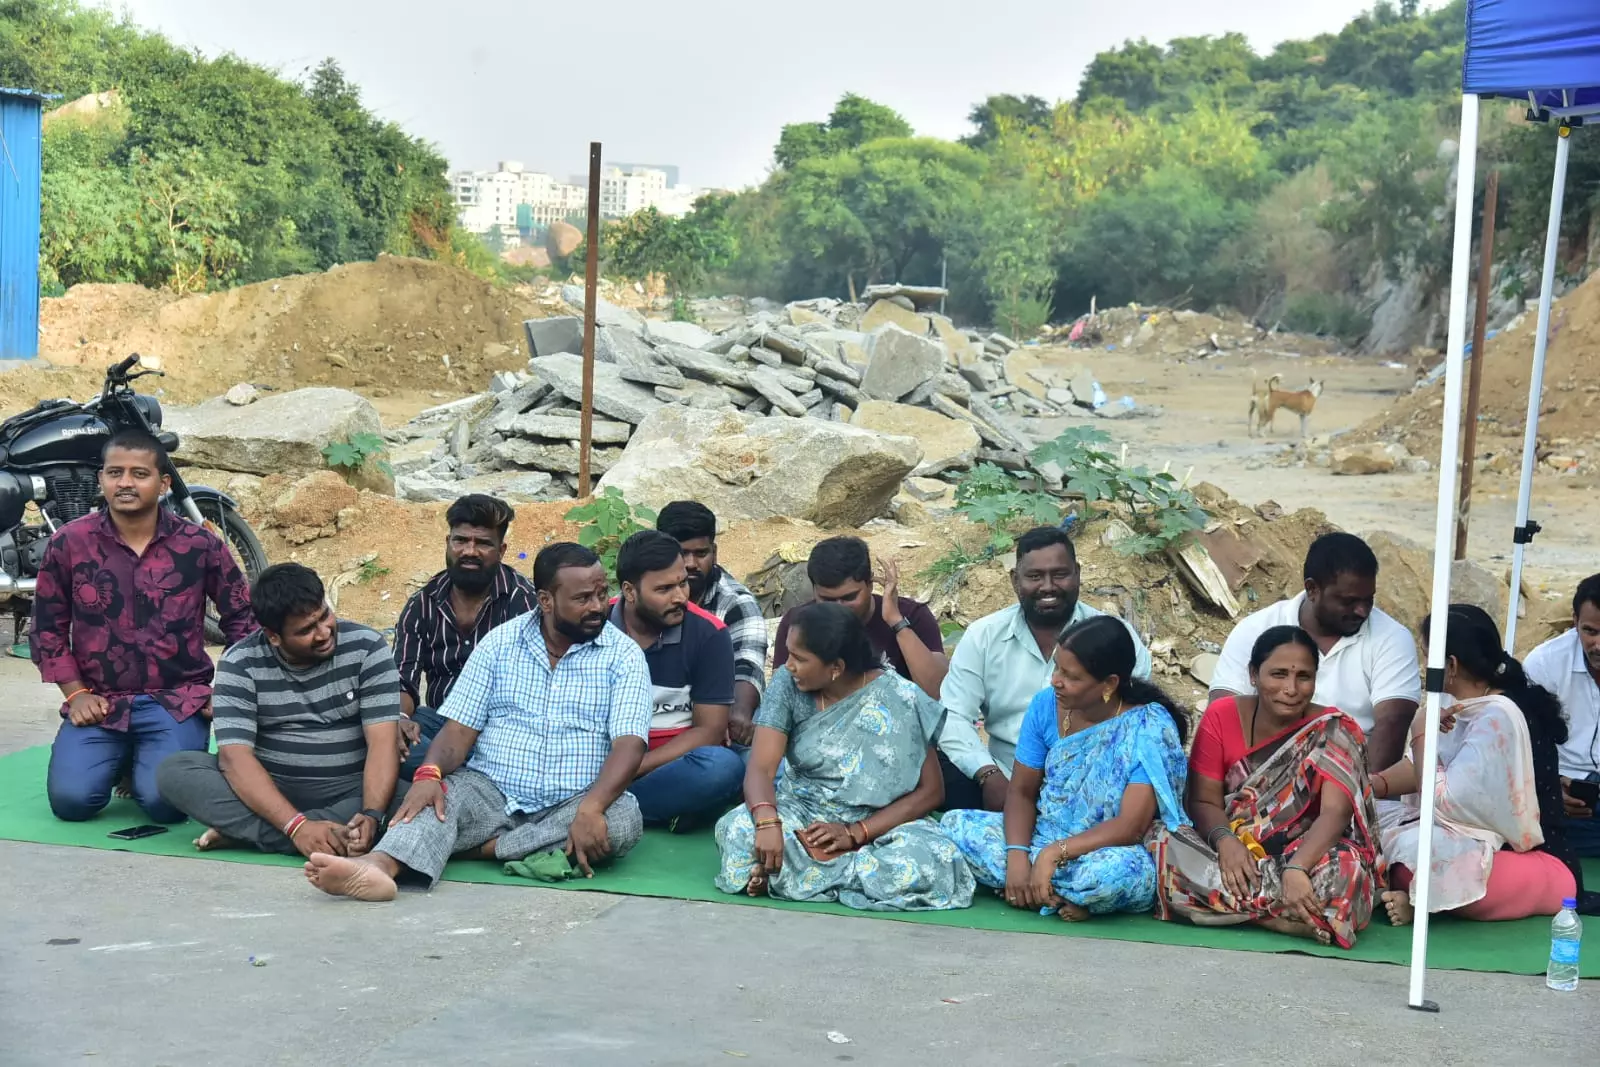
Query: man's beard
636 599 685 632
553 611 606 644
685 570 710 602
1020 591 1075 629
447 558 495 595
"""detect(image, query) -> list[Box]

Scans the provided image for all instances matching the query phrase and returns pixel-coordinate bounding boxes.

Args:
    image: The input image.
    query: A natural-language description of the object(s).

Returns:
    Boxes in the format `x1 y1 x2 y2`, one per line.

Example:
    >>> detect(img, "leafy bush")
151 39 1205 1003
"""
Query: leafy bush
322 432 392 478
1030 427 1208 557
564 488 657 574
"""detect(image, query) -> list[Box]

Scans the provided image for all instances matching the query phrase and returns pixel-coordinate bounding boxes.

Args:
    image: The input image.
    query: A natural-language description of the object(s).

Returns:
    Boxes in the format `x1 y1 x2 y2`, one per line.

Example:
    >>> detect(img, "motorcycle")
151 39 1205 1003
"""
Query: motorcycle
0 353 269 642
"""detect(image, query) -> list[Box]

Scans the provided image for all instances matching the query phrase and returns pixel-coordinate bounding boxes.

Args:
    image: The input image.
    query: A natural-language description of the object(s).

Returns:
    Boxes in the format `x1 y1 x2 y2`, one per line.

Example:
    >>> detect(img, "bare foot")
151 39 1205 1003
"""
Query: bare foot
1055 901 1089 922
463 838 499 860
746 863 768 897
303 852 397 901
1260 916 1334 946
193 827 241 852
114 773 133 799
1382 890 1415 927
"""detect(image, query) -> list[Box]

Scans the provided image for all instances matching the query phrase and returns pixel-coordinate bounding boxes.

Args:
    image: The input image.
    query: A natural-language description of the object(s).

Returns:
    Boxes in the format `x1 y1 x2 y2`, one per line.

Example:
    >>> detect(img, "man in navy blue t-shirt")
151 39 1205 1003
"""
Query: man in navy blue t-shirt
611 530 743 830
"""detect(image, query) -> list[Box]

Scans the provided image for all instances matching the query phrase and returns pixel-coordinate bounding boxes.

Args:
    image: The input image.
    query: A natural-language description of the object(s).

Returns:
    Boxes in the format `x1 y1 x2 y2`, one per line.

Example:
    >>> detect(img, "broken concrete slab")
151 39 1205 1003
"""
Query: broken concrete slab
595 324 663 371
656 380 736 409
654 343 755 389
617 362 688 389
166 387 389 489
510 413 632 444
523 316 583 358
645 319 717 349
560 285 646 334
528 353 663 426
492 438 625 475
861 283 947 309
597 406 921 528
860 323 945 402
746 366 809 417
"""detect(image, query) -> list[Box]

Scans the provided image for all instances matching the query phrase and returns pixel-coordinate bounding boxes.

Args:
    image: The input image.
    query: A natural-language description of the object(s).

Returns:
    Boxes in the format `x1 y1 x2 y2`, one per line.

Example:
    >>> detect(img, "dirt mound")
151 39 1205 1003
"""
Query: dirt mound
4 257 545 417
1351 271 1600 458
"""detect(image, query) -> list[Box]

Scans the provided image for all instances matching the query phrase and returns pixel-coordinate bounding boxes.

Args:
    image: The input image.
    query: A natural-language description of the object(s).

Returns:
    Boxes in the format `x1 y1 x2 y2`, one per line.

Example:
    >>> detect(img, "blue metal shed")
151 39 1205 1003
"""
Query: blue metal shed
0 87 50 361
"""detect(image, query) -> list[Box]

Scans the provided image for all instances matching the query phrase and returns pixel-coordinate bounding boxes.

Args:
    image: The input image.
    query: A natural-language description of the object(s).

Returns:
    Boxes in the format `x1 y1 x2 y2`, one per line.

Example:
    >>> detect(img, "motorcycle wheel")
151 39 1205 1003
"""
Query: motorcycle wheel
192 497 269 645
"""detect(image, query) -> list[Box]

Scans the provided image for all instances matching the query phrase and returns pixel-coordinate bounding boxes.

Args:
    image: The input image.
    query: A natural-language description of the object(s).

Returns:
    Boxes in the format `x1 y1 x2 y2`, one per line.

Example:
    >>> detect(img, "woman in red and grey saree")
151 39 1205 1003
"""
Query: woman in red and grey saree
1152 625 1384 948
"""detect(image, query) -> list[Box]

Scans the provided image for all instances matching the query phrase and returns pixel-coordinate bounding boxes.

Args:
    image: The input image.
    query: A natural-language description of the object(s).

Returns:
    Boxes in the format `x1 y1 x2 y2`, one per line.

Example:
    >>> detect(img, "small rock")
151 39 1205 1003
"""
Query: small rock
224 383 259 407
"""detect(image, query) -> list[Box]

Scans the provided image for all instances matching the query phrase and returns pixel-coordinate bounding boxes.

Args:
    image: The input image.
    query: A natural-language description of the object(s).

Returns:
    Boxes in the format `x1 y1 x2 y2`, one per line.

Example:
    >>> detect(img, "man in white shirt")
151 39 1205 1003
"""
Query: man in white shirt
1209 532 1420 768
1524 574 1600 857
937 526 1152 811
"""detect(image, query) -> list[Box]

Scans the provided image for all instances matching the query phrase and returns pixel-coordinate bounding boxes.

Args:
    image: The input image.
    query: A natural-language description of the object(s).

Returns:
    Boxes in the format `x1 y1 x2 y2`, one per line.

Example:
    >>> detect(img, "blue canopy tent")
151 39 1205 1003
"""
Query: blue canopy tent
1409 0 1600 1011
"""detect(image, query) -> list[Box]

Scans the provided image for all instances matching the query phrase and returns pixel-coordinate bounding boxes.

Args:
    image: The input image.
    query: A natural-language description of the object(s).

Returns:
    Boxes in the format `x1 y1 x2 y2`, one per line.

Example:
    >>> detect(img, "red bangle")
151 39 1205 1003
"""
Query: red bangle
62 687 91 704
414 764 443 782
284 813 307 837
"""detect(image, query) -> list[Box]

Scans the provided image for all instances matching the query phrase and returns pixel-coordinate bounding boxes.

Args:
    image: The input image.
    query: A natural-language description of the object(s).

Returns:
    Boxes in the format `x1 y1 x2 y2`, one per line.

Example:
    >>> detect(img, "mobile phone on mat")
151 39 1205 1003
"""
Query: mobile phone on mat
107 824 169 841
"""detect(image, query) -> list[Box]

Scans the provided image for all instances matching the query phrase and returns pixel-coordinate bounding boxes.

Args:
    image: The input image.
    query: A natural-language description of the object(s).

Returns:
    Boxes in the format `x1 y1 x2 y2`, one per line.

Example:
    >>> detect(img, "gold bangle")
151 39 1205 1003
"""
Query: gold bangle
1053 841 1073 869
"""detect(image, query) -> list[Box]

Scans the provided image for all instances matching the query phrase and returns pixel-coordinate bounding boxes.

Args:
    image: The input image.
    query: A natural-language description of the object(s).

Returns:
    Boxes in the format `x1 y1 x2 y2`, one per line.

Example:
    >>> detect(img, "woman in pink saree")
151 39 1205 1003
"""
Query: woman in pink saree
1374 605 1583 924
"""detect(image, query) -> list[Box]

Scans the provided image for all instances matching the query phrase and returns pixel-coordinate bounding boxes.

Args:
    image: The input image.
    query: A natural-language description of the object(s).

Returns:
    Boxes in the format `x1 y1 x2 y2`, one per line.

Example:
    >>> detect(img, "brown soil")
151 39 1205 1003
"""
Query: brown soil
3 257 549 416
1350 270 1600 459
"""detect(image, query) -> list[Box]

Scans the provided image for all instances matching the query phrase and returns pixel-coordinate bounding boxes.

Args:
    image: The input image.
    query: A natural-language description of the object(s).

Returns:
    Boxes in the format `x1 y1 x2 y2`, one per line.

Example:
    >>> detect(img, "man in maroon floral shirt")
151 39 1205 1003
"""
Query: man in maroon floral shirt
31 429 256 824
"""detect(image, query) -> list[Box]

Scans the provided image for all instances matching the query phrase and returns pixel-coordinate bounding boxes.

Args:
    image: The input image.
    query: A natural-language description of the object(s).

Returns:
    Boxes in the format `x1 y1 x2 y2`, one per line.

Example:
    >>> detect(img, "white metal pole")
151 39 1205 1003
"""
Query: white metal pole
1407 92 1480 1013
1504 127 1572 651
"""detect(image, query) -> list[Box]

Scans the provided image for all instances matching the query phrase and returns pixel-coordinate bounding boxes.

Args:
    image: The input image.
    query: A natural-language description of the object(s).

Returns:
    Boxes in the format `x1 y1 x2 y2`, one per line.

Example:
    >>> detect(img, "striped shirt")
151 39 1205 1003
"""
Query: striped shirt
439 609 652 815
697 566 768 695
213 620 403 784
394 563 538 708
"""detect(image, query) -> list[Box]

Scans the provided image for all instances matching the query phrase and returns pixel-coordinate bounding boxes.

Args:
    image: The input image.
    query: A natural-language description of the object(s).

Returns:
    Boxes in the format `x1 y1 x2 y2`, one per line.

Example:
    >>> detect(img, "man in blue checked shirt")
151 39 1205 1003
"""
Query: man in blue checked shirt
306 542 652 901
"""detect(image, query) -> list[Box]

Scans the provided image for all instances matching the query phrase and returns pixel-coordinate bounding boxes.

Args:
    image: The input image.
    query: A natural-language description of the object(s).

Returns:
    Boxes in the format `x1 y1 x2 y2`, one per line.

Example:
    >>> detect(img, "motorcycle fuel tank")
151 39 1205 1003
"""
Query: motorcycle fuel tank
2 411 110 469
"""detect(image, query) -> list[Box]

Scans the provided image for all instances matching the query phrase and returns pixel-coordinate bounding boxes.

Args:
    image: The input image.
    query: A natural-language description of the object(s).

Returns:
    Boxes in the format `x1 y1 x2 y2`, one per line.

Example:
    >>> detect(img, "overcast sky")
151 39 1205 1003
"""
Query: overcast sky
111 0 1401 189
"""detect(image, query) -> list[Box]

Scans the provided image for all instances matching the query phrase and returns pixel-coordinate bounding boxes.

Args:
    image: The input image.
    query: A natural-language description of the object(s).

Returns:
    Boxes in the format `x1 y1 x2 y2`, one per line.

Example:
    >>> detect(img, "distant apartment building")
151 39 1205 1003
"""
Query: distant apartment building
596 164 701 219
451 161 588 236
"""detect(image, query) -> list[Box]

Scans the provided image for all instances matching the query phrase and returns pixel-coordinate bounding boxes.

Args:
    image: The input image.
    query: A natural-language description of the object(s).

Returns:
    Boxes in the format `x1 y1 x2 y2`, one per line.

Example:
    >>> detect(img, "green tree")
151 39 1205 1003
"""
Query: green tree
773 93 912 169
961 94 1052 149
779 137 982 297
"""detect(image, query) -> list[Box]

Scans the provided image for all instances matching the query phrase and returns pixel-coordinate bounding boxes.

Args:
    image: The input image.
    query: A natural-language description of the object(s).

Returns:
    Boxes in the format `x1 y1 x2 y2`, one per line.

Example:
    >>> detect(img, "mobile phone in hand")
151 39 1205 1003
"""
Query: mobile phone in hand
1569 781 1600 809
108 824 170 841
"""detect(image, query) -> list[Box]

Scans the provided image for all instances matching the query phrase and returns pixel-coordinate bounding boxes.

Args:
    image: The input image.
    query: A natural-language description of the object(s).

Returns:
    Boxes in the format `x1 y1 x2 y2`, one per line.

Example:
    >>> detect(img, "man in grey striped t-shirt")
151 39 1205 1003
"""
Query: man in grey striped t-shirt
156 563 403 857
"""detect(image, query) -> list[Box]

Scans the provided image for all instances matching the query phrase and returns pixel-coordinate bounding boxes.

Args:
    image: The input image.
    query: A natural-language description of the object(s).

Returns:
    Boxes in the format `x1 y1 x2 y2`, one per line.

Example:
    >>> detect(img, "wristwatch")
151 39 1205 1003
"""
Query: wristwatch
360 808 387 832
890 618 913 635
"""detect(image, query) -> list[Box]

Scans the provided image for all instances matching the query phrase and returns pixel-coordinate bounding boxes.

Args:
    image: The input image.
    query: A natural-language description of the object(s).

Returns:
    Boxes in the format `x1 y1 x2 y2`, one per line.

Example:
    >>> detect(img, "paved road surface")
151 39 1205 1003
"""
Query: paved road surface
0 656 1590 1065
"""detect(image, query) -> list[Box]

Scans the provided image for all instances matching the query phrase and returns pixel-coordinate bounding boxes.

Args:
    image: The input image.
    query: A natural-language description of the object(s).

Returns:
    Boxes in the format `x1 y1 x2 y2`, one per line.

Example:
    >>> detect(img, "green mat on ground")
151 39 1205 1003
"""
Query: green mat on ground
0 744 1592 976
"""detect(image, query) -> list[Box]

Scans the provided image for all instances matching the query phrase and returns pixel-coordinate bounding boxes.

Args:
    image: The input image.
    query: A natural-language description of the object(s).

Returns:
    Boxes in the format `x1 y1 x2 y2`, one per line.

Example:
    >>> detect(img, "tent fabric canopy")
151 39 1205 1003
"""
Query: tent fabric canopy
1464 0 1600 114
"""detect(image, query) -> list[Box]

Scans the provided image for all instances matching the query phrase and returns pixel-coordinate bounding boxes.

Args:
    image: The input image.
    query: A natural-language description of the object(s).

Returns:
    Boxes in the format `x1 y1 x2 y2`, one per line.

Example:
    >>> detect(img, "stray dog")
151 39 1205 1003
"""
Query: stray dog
1246 374 1281 437
1249 376 1324 438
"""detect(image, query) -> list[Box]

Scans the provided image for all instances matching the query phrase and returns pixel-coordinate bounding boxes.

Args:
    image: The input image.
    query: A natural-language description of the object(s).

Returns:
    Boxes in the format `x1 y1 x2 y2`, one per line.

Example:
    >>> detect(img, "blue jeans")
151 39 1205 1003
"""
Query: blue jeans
1564 772 1600 858
399 706 450 782
630 745 745 828
47 695 210 824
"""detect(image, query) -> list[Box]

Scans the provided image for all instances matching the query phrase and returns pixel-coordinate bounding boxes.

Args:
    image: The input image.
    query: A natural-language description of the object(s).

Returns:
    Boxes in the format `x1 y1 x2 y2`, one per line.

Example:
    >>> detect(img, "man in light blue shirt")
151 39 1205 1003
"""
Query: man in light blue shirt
937 526 1151 812
306 542 653 902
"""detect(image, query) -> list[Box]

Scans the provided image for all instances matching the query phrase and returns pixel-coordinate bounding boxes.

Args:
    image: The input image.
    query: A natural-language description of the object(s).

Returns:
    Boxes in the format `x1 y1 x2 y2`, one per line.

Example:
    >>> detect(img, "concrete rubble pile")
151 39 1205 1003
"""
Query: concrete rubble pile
387 284 1077 504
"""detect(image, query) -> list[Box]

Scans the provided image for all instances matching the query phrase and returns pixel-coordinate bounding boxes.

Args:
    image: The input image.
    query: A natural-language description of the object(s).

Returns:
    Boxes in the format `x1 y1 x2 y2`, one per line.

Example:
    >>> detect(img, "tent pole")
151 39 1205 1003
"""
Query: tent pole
1504 127 1572 651
1408 92 1480 1013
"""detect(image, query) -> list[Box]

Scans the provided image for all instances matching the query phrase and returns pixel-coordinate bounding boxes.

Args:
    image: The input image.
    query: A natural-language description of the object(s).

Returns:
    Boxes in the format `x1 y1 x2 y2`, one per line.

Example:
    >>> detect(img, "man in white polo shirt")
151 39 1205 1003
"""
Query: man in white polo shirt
1209 532 1420 768
1524 573 1600 857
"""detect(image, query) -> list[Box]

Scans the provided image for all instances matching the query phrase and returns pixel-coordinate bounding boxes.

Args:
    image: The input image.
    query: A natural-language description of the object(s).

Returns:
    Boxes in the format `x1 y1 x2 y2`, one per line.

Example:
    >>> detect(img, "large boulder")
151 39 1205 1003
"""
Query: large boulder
546 220 583 258
860 323 945 401
1331 442 1408 476
850 400 979 477
528 353 663 425
167 387 383 480
858 299 931 337
1366 529 1511 629
597 406 921 528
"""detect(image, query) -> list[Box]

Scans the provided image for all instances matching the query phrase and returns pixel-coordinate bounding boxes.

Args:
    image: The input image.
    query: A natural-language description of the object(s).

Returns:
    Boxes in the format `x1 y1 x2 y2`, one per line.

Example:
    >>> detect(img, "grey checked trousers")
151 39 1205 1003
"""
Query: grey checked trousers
374 766 643 885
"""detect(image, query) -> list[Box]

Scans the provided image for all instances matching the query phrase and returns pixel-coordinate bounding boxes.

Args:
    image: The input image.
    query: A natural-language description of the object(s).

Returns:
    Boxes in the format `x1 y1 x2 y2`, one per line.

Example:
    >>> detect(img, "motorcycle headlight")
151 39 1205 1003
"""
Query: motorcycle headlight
132 394 163 428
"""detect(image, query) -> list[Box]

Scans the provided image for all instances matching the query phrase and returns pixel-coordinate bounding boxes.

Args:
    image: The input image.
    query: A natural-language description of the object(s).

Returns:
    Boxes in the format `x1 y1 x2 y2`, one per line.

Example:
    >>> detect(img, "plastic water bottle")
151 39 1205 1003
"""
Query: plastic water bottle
1546 897 1582 991
1090 382 1107 409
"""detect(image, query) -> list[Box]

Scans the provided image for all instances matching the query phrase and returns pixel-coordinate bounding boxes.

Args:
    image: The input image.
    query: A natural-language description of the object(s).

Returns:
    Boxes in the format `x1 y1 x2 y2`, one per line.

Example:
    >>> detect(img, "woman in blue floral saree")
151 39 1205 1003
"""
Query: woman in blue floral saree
942 615 1190 919
715 603 975 912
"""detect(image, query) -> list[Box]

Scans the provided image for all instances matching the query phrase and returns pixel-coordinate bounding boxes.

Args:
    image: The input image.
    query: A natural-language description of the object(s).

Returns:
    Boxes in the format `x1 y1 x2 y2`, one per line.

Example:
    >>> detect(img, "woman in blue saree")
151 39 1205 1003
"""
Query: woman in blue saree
715 602 975 912
942 615 1190 919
